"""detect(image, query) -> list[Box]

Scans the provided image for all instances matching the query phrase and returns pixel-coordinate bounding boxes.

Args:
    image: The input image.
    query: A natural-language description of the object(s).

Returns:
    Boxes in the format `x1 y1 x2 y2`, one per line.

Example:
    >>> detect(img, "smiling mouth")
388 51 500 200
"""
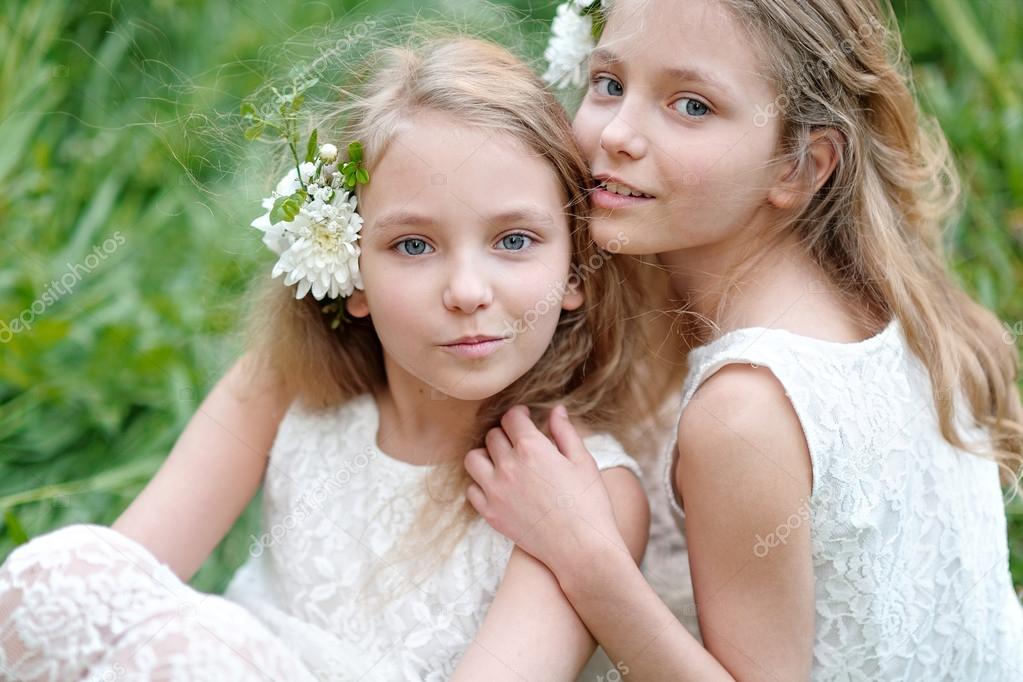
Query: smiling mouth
592 175 656 200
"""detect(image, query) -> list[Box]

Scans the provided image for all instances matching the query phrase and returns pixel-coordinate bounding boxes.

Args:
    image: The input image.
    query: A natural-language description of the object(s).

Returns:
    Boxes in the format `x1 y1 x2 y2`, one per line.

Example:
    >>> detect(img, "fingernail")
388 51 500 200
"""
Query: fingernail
555 404 568 418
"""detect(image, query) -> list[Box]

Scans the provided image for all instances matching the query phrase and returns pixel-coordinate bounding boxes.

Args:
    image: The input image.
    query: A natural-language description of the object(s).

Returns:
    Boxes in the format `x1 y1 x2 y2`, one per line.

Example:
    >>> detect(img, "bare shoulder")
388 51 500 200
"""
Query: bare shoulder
673 363 816 677
675 362 812 498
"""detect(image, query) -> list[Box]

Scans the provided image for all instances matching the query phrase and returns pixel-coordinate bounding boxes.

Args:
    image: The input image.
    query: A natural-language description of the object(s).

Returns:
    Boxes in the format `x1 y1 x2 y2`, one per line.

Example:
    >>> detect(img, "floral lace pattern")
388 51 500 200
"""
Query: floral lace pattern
662 318 1023 679
227 393 641 680
0 524 315 681
1 394 642 681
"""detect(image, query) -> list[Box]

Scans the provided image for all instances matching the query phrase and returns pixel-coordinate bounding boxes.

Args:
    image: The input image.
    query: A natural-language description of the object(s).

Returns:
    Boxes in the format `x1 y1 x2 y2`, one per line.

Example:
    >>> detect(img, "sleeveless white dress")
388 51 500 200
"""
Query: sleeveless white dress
662 318 1023 680
0 394 642 681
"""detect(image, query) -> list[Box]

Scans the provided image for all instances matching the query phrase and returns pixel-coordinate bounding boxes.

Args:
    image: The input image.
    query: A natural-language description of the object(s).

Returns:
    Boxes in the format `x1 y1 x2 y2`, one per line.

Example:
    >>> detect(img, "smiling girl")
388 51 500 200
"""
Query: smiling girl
0 37 650 681
467 0 1023 679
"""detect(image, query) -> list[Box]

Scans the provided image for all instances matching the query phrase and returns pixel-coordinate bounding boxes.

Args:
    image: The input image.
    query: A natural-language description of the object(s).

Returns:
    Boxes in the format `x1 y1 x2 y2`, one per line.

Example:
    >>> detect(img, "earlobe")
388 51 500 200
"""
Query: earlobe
345 291 370 318
561 281 585 312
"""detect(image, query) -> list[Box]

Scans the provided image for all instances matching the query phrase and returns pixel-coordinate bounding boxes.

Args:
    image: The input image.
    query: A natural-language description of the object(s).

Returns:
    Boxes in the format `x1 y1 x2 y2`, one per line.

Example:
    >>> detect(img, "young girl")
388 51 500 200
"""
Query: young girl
0 37 651 681
466 0 1023 679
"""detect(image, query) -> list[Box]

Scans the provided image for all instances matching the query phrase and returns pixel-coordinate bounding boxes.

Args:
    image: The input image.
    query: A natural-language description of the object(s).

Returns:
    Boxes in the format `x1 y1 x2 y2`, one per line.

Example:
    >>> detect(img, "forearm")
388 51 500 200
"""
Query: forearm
452 547 595 681
555 546 734 681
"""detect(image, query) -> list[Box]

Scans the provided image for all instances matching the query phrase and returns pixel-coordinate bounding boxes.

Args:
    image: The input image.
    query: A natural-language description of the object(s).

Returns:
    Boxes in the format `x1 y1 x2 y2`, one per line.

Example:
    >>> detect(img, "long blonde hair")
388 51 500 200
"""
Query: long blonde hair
708 0 1023 490
241 35 652 576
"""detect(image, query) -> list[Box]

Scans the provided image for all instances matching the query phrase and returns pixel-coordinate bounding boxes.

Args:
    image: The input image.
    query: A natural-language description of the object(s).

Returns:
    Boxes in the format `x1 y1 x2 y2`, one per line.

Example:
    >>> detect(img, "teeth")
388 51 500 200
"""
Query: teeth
602 182 650 198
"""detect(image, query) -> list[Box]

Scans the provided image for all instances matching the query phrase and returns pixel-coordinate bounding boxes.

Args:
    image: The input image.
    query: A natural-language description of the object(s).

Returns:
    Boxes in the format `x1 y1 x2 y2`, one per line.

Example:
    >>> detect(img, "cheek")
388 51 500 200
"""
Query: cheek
501 263 570 334
572 105 603 163
663 133 774 208
359 257 430 336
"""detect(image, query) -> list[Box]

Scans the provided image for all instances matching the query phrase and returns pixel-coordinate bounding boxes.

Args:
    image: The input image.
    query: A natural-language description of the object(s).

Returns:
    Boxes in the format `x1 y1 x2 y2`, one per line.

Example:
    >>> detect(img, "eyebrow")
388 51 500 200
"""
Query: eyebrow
591 48 735 98
370 206 557 233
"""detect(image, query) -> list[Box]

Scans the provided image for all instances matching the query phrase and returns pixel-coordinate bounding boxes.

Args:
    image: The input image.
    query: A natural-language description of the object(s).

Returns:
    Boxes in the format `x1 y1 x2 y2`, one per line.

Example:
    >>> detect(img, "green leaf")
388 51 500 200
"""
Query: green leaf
240 101 256 118
356 167 370 185
282 199 301 219
348 141 363 163
341 168 356 190
305 129 318 163
244 123 265 141
292 94 305 112
3 509 29 545
269 195 289 224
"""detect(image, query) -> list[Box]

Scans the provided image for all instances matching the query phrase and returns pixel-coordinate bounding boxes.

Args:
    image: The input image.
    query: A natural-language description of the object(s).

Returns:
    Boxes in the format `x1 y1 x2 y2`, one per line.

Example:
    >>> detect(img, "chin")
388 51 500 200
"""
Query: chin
429 377 510 403
589 213 649 254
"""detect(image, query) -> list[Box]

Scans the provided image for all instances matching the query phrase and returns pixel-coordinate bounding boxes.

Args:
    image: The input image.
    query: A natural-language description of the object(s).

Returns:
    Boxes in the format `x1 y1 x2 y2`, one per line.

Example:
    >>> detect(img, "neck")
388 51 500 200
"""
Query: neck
658 228 867 343
374 360 482 466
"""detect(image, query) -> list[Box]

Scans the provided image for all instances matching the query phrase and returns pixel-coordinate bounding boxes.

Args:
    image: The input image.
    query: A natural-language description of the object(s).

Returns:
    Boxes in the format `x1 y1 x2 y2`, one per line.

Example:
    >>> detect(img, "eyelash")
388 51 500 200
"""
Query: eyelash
392 232 536 257
590 73 714 119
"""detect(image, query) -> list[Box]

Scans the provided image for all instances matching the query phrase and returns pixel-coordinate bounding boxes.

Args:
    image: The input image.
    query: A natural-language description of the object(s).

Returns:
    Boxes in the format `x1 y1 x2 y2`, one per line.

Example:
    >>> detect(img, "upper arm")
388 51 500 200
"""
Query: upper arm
113 352 293 581
675 364 814 680
453 467 648 681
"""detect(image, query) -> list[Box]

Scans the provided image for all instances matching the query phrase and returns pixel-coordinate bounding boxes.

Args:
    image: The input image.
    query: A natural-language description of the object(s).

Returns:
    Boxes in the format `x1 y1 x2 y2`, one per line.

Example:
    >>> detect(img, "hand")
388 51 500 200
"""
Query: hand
464 404 628 575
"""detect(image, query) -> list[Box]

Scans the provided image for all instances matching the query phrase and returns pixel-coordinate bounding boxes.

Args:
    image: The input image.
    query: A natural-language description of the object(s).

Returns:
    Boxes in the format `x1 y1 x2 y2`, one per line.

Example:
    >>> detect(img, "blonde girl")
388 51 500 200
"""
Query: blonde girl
0 37 650 681
466 0 1023 679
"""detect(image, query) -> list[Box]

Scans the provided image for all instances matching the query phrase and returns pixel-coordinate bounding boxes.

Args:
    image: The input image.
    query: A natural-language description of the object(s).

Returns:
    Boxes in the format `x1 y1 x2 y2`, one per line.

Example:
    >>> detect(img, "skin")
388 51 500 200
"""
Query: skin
465 0 879 679
115 111 649 679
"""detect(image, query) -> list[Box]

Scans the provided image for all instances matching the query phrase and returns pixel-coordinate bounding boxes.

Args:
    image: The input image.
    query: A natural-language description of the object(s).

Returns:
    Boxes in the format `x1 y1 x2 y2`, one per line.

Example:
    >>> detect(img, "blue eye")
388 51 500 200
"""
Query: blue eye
497 234 533 251
592 75 624 97
672 97 710 118
395 238 433 256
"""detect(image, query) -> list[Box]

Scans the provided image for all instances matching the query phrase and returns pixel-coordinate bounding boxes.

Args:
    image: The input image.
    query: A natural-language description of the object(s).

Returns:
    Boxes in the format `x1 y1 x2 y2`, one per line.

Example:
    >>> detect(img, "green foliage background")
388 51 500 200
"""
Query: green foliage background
1 0 1020 597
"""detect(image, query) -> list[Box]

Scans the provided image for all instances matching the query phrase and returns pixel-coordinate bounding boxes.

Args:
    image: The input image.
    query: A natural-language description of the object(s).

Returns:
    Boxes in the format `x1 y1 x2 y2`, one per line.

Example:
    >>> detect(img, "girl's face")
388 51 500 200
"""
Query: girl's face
573 0 786 258
350 111 583 402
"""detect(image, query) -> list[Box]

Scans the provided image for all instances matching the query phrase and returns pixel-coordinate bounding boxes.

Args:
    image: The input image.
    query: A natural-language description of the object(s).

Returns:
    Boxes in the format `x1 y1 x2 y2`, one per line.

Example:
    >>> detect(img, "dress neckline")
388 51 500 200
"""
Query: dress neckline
349 394 440 473
687 317 901 367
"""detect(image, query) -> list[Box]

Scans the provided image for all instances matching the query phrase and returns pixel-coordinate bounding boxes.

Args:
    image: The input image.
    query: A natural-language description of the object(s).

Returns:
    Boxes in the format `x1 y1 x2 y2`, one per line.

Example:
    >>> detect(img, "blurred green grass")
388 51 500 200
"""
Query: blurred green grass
1 0 1021 597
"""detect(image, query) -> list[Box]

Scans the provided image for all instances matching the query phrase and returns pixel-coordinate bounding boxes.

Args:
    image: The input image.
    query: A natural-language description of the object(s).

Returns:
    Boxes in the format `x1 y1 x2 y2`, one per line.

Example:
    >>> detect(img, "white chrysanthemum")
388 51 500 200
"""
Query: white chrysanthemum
542 2 597 89
251 165 364 300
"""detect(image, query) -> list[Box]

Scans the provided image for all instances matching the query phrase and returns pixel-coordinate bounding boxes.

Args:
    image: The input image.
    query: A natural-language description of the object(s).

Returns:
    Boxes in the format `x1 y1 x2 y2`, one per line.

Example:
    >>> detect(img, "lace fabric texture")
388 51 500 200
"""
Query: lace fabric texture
0 524 315 682
662 318 1023 680
1 394 643 681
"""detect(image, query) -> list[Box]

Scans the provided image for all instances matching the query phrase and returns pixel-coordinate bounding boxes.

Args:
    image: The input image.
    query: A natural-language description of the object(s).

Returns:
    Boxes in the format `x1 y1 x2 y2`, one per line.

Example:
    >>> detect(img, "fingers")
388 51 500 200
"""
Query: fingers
485 426 514 465
499 405 541 446
548 404 590 464
466 482 488 515
464 447 494 484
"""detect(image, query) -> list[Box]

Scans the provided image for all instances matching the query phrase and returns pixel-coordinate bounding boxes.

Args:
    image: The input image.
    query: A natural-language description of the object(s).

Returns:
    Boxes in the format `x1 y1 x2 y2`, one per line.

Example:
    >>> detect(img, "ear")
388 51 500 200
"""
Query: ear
561 277 584 312
345 290 370 318
768 128 844 211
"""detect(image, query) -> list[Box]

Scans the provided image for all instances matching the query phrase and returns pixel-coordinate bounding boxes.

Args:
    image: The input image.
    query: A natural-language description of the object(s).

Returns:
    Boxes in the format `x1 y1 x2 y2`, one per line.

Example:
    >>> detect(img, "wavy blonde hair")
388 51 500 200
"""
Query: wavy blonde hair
241 35 661 579
703 0 1023 490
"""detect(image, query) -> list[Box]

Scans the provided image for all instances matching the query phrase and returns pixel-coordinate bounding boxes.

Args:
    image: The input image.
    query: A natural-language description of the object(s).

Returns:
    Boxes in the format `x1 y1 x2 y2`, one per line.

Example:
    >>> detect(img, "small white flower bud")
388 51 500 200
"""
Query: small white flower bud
319 143 339 164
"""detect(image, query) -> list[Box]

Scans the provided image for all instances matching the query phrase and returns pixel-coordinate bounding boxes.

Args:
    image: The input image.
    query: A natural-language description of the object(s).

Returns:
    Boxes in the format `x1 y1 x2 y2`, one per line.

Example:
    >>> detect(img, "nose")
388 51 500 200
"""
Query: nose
442 256 493 314
600 109 649 160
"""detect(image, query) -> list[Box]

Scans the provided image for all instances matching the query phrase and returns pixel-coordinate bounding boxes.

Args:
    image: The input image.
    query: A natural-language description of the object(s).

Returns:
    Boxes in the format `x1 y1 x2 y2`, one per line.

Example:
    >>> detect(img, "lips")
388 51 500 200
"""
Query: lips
592 174 655 199
440 335 509 360
443 335 506 346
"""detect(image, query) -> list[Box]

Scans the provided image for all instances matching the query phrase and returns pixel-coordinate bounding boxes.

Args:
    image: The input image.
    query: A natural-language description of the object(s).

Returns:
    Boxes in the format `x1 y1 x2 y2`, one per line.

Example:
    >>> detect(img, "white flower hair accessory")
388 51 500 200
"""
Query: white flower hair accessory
542 0 608 90
250 140 368 301
241 81 371 320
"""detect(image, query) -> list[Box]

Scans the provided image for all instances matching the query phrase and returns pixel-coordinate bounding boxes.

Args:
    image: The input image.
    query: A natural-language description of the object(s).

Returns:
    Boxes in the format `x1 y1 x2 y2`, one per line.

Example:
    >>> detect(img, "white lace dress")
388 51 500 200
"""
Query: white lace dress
0 394 642 681
663 318 1023 680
